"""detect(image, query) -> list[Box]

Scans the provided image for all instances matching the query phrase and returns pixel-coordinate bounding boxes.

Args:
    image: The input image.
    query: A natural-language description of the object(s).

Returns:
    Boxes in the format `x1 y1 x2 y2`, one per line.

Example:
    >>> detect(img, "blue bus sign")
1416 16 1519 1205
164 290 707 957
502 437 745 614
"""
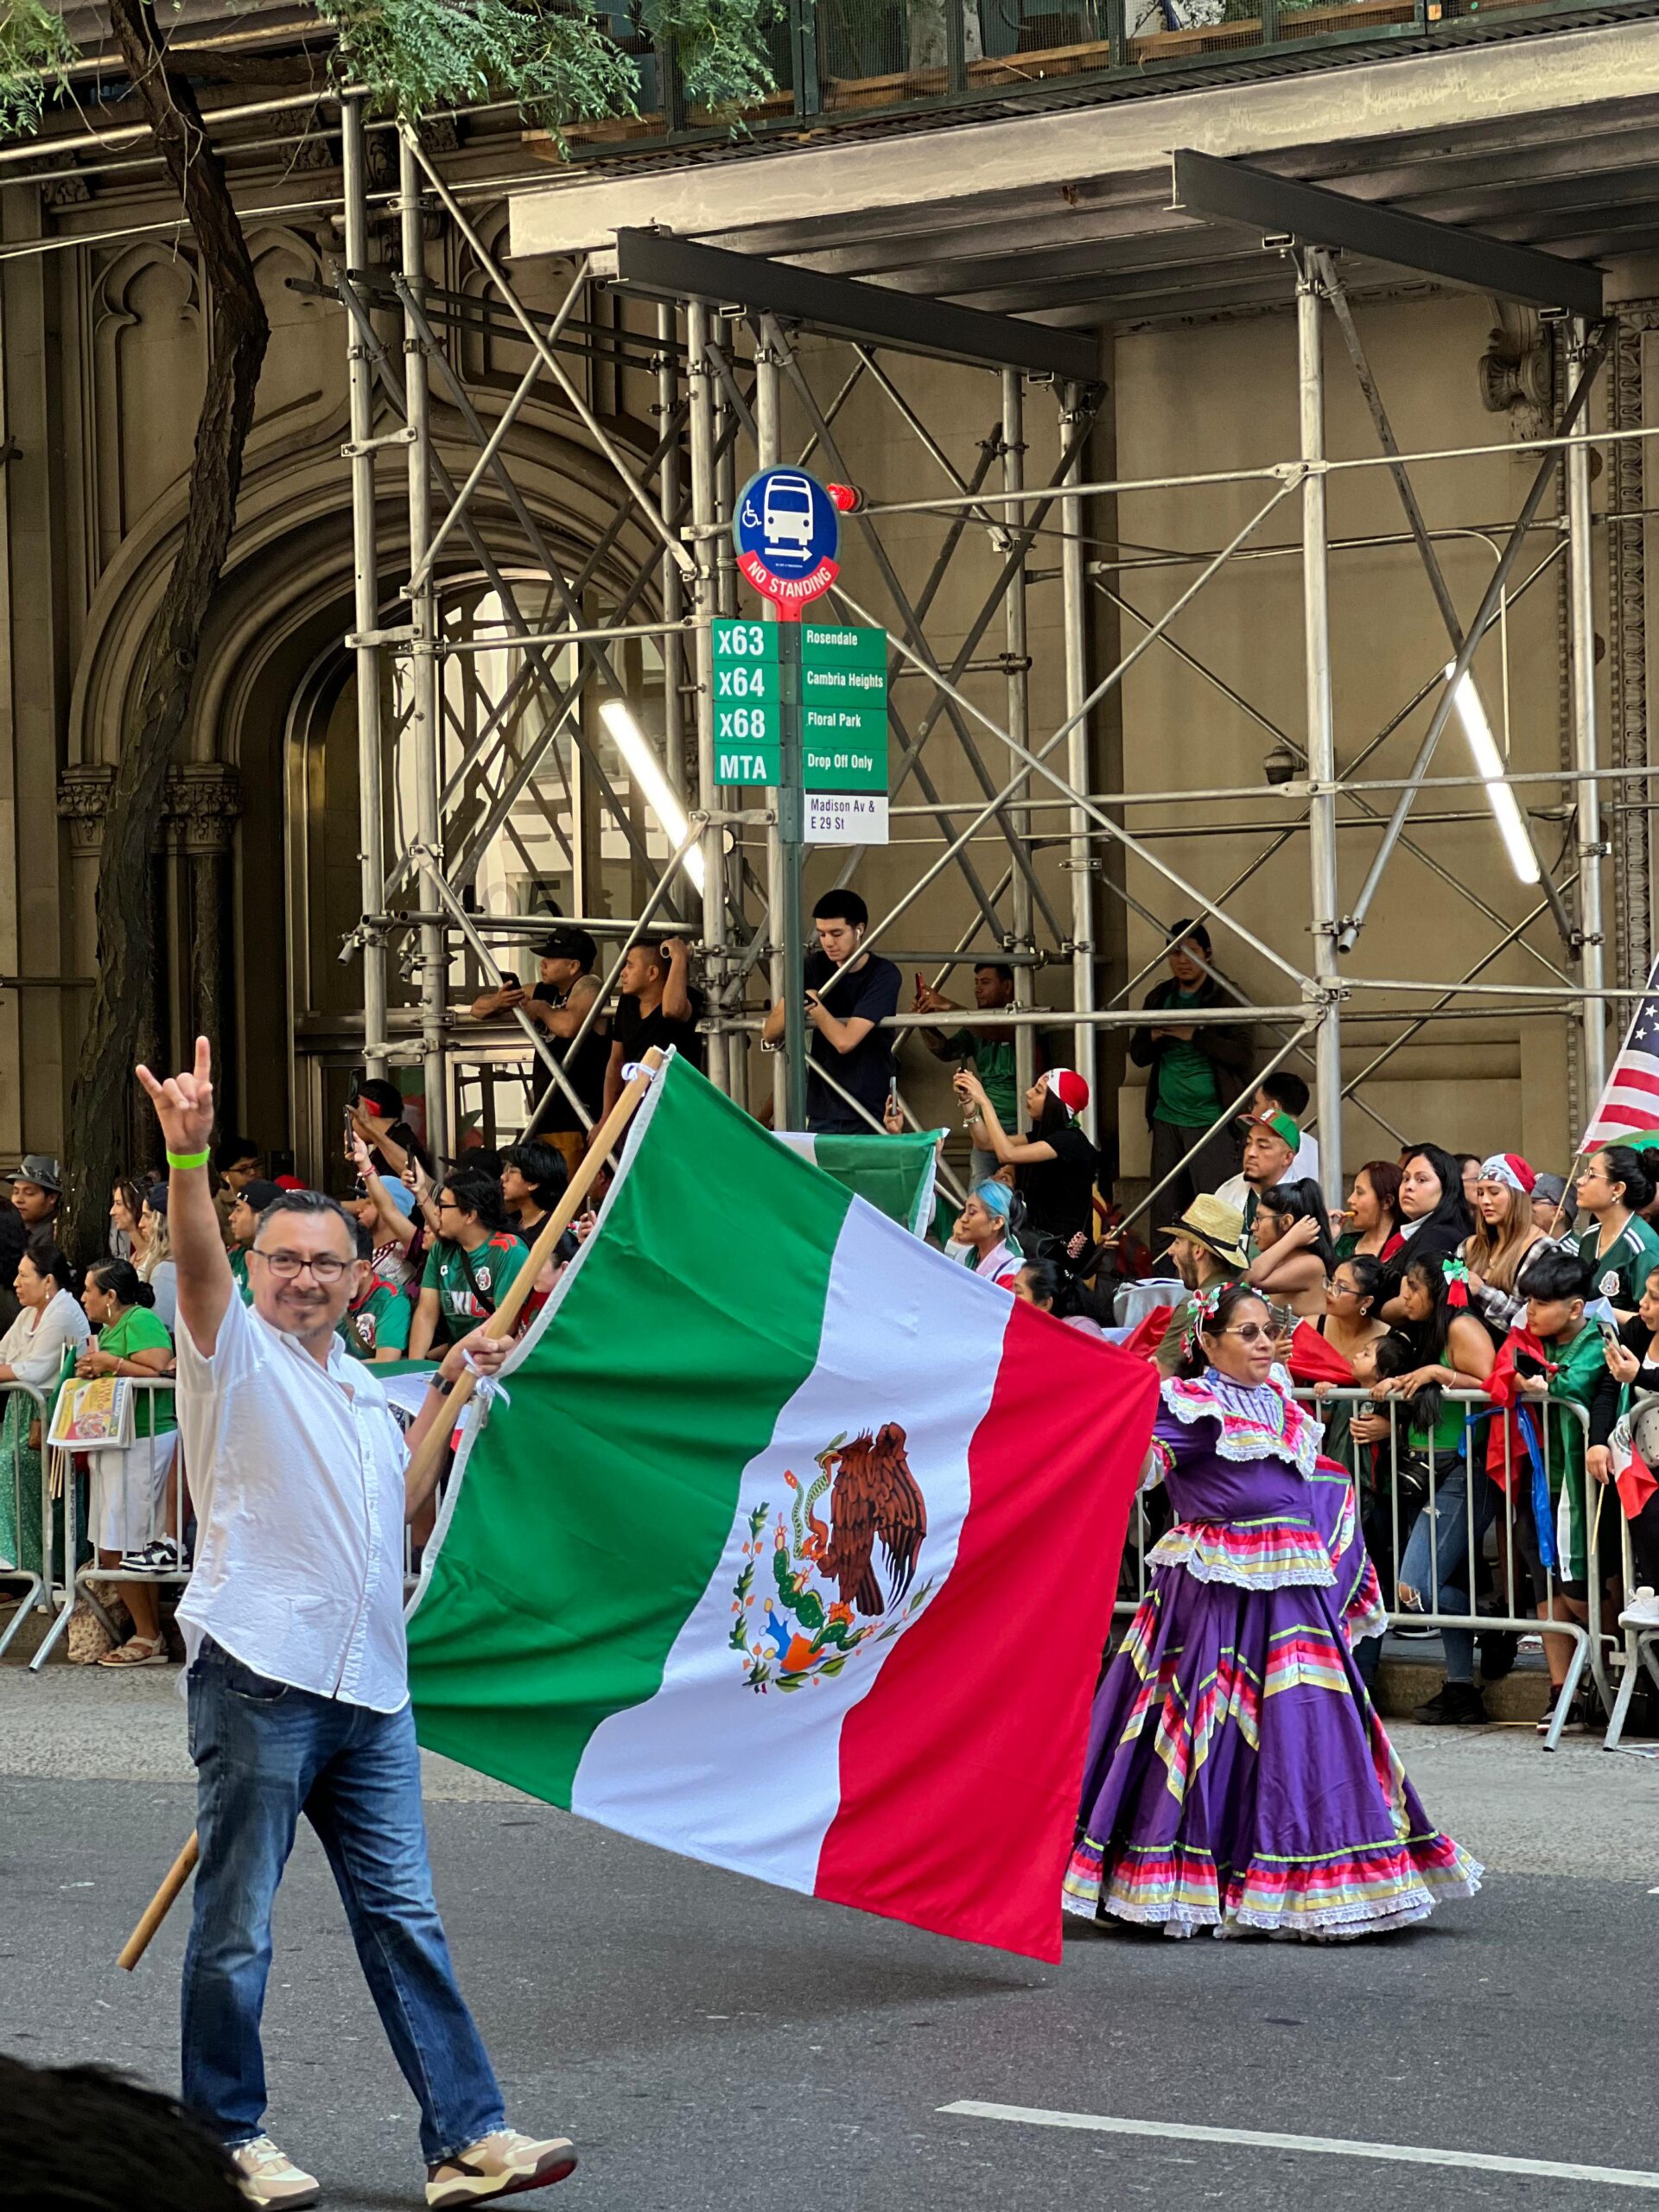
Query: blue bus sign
733 467 841 617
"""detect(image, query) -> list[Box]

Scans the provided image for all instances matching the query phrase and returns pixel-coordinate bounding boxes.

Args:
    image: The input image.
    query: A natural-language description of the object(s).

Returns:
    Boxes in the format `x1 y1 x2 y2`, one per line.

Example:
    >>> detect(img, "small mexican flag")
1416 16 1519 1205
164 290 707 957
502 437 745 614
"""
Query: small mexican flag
406 1052 1155 1961
1609 1410 1659 1522
771 1126 944 1236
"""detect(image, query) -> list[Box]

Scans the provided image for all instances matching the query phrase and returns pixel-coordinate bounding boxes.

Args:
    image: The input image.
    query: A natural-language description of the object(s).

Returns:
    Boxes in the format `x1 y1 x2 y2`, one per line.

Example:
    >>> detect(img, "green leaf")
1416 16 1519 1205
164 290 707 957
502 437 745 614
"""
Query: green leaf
0 0 78 138
311 0 639 135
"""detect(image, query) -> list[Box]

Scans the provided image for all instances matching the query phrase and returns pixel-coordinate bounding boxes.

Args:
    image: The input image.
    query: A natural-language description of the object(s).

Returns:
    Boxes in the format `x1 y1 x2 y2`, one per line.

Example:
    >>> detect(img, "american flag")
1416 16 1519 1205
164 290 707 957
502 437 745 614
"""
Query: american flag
1581 956 1659 1147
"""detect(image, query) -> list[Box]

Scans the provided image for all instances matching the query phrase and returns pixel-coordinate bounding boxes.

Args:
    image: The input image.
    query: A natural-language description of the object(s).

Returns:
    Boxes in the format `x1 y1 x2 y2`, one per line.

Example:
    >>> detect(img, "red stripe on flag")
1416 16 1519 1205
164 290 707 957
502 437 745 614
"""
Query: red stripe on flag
1616 1445 1659 1522
1588 1105 1659 1139
1608 1067 1659 1096
813 1301 1156 1961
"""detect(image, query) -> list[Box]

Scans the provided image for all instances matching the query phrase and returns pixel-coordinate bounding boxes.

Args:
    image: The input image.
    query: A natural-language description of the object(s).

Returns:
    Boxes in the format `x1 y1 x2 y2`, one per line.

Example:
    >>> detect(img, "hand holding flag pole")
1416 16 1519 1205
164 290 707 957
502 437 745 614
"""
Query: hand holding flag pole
116 1050 665 1974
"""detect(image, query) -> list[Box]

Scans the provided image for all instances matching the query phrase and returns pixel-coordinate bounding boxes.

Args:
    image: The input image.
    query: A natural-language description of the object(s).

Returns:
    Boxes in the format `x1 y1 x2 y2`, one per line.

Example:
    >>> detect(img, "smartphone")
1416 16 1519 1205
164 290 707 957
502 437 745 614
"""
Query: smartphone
914 971 925 1001
499 969 522 991
1601 1321 1622 1349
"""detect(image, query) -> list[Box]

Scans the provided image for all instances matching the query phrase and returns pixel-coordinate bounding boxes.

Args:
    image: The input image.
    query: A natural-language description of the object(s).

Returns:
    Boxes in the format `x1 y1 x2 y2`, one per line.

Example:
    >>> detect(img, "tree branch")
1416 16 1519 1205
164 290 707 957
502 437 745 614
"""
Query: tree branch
63 0 270 1254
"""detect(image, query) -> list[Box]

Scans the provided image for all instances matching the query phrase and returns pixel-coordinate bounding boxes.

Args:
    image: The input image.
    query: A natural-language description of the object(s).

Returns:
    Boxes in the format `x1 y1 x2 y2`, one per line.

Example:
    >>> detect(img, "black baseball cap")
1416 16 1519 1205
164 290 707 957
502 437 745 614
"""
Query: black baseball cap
239 1179 283 1215
537 928 597 969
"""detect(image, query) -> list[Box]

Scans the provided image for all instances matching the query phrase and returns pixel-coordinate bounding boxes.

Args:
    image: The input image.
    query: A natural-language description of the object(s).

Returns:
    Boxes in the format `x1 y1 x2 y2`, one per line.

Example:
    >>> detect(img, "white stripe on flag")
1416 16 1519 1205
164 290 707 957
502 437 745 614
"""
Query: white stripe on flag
570 1205 1007 1892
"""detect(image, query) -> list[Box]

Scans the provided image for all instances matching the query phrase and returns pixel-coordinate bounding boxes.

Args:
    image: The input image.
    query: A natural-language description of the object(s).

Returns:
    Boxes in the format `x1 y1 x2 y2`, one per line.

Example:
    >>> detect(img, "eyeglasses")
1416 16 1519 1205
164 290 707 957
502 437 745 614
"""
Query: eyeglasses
1217 1322 1275 1343
1325 1277 1358 1295
251 1249 353 1284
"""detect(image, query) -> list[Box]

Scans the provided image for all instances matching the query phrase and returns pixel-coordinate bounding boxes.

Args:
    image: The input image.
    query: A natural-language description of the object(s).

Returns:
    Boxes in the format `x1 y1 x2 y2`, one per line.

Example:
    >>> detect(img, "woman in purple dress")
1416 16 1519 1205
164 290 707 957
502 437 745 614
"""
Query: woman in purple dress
1065 1283 1480 1938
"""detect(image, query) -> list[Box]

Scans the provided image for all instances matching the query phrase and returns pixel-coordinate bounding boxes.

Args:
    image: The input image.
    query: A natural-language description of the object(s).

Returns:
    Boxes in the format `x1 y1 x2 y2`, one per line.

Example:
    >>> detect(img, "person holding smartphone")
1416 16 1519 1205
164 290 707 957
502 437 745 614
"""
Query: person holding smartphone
762 890 900 1135
912 961 1018 1183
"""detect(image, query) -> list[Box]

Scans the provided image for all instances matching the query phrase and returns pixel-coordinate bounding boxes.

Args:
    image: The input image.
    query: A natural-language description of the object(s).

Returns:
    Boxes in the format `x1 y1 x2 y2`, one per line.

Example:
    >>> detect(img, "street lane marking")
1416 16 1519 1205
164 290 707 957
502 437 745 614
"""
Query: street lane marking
939 2103 1659 2190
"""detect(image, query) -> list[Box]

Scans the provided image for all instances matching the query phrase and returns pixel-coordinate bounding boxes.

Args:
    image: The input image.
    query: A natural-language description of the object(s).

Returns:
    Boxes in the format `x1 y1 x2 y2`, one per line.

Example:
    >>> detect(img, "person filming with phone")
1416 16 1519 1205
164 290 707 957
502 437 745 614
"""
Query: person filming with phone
913 961 1019 1183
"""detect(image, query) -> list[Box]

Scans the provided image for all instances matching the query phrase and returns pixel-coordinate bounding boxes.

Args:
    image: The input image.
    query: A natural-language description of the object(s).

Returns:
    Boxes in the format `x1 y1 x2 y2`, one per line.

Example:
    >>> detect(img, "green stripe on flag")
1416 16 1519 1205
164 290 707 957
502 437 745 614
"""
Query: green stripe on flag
406 1056 855 1805
772 1128 943 1236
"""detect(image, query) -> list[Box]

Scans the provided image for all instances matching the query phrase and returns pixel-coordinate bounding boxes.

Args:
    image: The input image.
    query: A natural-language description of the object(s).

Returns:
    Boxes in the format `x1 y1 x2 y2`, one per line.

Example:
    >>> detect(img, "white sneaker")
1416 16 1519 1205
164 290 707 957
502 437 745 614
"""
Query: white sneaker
425 2126 577 2206
1619 1589 1659 1630
232 2135 321 2209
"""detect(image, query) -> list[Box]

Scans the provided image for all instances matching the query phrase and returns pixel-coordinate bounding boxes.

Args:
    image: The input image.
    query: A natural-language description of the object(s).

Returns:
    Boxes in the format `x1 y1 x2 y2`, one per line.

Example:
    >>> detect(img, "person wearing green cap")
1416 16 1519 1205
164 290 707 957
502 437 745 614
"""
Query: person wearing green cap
1211 1111 1300 1250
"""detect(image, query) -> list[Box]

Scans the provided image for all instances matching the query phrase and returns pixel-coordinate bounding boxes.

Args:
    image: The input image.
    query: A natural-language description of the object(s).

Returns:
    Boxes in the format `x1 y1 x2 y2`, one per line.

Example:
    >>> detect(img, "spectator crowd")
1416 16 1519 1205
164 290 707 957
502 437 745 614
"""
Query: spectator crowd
3 906 1657 1741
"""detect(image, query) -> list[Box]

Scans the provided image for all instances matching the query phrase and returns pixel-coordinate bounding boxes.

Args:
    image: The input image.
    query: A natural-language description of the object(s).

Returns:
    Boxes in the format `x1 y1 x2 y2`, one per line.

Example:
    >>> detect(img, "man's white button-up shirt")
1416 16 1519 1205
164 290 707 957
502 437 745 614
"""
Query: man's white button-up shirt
175 1292 411 1712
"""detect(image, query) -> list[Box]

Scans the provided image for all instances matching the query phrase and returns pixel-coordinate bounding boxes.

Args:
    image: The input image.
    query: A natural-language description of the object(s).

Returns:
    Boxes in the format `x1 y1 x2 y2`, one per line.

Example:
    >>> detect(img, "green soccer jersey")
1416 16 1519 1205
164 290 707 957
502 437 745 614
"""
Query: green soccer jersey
420 1232 528 1344
336 1280 413 1363
1575 1214 1659 1312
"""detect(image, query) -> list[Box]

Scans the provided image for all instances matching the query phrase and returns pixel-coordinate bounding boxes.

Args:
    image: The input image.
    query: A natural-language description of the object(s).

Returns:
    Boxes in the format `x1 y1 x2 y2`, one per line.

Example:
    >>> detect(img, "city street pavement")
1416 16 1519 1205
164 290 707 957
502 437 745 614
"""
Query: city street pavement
3 1661 1657 2211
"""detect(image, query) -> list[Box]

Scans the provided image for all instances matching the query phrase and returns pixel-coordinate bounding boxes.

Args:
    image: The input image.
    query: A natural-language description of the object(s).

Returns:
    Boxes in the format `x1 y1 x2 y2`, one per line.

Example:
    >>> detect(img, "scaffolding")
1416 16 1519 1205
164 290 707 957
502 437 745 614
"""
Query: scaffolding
327 112 1640 1222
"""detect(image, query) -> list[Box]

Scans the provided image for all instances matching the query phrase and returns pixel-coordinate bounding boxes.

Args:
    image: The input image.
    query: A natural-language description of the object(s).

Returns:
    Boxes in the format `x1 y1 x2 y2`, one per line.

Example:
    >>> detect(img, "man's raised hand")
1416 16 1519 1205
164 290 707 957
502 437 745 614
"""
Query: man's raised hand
136 1035 216 1157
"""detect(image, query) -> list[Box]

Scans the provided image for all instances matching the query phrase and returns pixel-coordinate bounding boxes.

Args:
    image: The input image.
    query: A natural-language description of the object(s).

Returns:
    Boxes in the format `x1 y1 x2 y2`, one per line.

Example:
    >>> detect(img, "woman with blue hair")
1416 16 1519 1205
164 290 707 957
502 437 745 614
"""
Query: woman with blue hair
951 1178 1023 1288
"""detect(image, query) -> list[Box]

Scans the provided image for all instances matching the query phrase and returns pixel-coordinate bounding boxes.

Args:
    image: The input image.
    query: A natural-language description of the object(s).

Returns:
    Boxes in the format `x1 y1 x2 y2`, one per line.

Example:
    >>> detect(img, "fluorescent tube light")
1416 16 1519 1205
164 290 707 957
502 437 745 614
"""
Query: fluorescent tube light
1443 663 1540 886
598 697 705 895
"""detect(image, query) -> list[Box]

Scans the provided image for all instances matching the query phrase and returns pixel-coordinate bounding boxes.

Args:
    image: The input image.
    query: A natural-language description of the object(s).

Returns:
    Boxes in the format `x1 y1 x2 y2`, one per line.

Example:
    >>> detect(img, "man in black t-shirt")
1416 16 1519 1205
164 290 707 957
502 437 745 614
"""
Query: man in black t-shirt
471 927 610 1167
604 938 706 1112
763 889 901 1134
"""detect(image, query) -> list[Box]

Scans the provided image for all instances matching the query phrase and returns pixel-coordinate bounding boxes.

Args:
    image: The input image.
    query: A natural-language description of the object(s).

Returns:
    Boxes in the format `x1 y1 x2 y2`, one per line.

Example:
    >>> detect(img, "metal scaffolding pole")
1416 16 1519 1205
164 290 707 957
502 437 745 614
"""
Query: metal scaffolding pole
687 302 729 1096
753 322 805 1128
342 95 389 1077
658 302 686 806
1567 321 1609 1111
1002 372 1036 1105
399 136 448 1161
1297 255 1344 1211
1060 381 1098 1137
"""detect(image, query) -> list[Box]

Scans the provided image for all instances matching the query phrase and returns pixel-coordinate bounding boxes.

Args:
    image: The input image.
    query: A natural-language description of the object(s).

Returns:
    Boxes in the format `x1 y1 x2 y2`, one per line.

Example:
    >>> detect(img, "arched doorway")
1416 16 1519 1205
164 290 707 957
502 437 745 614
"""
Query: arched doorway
283 568 685 1179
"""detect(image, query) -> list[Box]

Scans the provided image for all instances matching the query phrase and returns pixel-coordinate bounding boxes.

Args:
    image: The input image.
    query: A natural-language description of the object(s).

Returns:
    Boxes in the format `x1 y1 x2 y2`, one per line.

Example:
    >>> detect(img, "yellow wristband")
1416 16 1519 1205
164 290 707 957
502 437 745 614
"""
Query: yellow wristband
166 1148 211 1172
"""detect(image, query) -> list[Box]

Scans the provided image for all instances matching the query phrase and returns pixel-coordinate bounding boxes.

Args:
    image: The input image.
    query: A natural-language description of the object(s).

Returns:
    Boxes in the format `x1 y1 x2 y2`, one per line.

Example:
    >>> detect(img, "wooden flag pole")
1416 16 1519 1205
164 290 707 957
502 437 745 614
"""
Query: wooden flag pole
118 1046 666 1973
398 1045 664 1510
118 1834 200 1972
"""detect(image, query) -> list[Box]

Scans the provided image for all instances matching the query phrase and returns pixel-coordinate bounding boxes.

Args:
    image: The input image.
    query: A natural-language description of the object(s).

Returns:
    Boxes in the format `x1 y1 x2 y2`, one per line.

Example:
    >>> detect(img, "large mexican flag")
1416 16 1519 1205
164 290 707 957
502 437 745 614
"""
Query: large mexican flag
406 1053 1155 1961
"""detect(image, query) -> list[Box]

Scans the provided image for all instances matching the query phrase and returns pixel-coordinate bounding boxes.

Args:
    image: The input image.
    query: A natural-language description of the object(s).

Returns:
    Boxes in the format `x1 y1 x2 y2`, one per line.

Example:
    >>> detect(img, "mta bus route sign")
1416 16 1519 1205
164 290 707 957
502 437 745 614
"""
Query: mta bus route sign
711 616 888 843
711 618 783 783
732 468 841 614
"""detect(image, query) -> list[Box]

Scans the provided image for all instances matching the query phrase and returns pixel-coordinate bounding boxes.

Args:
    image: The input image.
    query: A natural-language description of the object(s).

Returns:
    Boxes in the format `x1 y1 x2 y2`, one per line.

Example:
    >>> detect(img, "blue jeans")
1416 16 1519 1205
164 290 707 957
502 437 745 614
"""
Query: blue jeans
1397 1459 1494 1685
181 1637 505 2162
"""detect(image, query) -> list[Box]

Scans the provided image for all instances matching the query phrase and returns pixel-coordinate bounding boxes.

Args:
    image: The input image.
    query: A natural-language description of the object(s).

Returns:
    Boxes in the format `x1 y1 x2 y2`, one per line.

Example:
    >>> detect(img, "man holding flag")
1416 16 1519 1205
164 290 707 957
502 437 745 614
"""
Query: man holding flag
136 1040 577 2212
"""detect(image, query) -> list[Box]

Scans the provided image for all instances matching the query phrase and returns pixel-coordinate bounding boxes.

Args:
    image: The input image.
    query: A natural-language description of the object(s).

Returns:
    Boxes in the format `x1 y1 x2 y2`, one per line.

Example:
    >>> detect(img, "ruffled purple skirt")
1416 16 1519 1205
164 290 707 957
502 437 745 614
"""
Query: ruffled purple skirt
1064 1462 1481 1939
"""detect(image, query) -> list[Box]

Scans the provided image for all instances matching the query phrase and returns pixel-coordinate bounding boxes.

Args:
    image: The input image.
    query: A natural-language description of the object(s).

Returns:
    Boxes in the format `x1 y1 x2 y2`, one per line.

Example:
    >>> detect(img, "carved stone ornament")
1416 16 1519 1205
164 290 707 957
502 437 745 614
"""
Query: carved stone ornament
56 765 116 855
56 762 243 856
169 763 243 856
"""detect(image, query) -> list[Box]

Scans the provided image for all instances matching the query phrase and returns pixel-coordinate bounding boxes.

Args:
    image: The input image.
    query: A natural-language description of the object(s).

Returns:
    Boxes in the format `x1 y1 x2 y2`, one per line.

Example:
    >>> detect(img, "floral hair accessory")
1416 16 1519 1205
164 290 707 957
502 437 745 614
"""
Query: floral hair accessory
1442 1255 1471 1310
1182 1281 1226 1357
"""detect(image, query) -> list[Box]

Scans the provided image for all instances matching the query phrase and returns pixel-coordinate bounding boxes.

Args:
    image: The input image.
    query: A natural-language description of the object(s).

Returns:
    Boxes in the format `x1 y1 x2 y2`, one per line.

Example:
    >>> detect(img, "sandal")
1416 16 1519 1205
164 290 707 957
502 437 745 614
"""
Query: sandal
97 1633 169 1669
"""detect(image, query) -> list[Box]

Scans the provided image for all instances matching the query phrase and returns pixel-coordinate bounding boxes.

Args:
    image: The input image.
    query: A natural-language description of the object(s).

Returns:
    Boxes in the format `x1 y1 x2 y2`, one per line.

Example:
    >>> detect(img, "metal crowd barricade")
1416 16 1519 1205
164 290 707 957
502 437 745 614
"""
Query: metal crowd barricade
29 1375 192 1672
0 1379 51 1662
1296 1384 1613 1751
1605 1389 1659 1751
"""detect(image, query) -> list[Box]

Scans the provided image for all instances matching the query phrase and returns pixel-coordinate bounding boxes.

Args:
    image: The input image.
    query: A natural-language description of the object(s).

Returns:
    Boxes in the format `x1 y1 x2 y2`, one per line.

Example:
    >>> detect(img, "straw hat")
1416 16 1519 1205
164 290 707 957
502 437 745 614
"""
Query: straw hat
1158 1192 1249 1271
